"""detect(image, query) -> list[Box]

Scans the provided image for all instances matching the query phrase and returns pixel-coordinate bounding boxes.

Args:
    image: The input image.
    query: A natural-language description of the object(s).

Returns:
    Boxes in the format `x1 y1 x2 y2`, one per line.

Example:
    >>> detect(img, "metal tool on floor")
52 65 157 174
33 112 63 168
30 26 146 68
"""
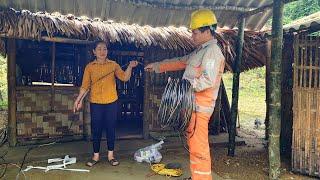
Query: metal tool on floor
23 155 89 173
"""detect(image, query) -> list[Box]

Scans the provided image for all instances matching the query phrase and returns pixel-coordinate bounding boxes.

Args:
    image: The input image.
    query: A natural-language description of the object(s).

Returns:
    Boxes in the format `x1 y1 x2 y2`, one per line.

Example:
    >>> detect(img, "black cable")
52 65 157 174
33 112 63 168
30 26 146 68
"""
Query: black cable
157 78 194 133
156 78 209 161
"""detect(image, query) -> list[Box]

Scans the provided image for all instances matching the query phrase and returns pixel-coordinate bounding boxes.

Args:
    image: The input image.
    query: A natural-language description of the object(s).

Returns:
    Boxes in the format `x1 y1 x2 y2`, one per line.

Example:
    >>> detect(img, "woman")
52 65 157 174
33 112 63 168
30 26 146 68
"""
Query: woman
73 40 138 167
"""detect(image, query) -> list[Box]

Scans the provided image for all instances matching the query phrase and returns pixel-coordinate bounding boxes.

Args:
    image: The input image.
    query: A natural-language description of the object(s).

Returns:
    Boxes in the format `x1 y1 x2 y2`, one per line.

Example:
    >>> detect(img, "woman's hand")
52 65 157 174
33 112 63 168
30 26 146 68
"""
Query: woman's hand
129 60 138 68
144 63 155 72
73 99 83 113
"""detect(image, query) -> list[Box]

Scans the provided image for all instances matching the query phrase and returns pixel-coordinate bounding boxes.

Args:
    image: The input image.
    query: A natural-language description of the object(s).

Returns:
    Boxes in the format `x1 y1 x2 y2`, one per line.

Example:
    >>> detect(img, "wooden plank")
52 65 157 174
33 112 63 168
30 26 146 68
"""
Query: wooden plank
7 39 17 146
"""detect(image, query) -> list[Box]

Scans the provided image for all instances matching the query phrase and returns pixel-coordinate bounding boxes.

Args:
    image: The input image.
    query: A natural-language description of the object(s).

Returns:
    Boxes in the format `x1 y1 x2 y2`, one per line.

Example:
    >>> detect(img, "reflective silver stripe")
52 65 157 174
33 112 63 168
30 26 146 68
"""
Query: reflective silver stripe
193 170 212 175
195 105 214 113
190 160 199 164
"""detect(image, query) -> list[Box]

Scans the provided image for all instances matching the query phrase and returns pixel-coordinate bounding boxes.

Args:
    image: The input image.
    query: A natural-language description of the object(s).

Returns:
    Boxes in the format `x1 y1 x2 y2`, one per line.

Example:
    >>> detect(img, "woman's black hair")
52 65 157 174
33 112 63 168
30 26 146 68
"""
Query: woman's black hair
93 40 108 49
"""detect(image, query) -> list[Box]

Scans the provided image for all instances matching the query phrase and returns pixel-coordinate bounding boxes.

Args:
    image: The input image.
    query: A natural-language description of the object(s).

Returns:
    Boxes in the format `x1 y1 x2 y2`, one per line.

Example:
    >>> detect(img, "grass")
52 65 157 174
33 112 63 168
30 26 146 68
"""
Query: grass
223 67 266 127
0 55 7 110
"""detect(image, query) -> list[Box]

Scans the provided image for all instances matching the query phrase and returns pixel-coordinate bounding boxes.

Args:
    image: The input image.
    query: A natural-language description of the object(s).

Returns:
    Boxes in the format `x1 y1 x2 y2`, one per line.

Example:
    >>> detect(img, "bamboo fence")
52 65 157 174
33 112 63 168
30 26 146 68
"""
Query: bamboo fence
292 33 320 177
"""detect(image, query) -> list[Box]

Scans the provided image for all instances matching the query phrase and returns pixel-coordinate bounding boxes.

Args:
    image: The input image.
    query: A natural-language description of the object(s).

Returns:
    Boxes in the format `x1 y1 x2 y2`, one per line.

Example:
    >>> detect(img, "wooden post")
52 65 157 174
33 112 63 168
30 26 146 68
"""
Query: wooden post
7 39 17 146
83 45 91 140
280 34 294 157
50 42 56 112
265 40 272 140
268 0 284 179
221 80 231 133
228 16 245 156
143 58 150 139
209 86 222 135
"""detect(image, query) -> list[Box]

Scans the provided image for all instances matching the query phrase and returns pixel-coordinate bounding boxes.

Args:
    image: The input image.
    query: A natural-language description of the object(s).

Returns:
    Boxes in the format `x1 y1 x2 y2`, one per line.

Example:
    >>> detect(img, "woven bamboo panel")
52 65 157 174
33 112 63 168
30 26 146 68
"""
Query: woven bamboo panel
54 90 78 111
17 90 51 112
292 33 320 177
16 89 84 143
17 111 83 141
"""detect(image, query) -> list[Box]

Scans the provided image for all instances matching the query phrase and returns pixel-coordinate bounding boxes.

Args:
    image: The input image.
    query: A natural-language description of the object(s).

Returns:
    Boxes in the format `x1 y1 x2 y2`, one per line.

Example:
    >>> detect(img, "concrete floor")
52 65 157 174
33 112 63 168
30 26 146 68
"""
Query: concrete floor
1 134 243 179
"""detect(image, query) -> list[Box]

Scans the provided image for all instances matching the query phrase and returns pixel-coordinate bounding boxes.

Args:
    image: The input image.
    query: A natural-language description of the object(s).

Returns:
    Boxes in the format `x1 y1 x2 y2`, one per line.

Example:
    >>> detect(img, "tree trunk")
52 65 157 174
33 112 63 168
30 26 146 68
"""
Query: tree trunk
268 0 284 179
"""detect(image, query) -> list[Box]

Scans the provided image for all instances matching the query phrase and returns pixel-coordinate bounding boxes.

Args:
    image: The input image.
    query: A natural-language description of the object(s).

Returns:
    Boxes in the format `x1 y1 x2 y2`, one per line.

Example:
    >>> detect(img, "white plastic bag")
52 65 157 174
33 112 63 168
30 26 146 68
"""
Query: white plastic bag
134 140 164 163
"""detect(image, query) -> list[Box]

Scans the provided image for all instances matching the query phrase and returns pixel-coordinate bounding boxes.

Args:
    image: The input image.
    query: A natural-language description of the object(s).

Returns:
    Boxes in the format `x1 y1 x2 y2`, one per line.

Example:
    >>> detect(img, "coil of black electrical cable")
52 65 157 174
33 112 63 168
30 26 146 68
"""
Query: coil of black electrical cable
157 78 194 132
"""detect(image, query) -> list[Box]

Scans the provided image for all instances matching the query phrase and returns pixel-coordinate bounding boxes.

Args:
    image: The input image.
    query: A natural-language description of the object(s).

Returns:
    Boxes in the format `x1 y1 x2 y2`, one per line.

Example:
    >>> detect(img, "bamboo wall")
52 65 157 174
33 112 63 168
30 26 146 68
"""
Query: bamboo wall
292 33 320 176
16 87 83 144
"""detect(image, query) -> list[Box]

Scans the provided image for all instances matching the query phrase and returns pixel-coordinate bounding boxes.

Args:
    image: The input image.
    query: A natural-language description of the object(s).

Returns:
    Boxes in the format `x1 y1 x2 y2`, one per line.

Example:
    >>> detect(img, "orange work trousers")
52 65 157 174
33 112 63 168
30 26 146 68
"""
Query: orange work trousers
187 111 212 180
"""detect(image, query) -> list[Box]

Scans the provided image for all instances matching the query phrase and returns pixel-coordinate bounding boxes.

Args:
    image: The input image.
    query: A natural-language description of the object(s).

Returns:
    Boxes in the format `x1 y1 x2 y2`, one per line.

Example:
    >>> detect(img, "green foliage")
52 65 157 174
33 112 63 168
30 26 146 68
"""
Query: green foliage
265 0 320 27
223 67 266 124
0 55 7 110
284 0 320 23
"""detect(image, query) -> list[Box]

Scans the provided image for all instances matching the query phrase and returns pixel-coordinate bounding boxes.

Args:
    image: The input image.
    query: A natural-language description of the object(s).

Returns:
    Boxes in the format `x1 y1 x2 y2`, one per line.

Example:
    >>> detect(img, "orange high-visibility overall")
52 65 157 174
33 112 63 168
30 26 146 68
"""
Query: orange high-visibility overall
154 38 225 180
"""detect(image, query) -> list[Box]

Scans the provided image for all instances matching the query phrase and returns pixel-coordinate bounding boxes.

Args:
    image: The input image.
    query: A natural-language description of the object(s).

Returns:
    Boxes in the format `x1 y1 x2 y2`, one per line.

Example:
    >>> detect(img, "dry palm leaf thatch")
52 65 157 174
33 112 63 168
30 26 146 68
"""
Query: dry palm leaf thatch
0 8 268 72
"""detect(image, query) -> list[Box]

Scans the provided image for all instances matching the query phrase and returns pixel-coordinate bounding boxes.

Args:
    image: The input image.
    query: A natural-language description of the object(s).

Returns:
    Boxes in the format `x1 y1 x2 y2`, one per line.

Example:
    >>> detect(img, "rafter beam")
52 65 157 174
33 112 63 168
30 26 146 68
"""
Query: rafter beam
127 0 255 12
242 0 298 18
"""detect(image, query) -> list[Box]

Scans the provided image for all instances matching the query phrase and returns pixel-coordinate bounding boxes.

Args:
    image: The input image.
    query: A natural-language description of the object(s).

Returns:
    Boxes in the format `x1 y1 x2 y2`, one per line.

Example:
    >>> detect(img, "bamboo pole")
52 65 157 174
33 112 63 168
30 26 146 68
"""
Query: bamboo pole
7 39 17 146
50 42 56 112
268 0 284 178
228 16 245 156
83 45 91 140
143 54 150 139
0 34 93 45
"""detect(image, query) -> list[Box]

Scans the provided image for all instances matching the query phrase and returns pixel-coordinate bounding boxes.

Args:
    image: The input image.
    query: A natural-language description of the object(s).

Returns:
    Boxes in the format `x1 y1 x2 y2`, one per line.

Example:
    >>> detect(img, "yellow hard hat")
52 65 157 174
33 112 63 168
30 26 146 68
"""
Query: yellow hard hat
190 9 217 30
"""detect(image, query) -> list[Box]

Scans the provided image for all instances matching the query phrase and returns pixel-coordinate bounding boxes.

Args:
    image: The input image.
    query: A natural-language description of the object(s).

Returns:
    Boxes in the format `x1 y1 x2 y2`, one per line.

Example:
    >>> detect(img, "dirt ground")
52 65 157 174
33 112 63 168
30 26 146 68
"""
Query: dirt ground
1 129 317 180
213 128 317 180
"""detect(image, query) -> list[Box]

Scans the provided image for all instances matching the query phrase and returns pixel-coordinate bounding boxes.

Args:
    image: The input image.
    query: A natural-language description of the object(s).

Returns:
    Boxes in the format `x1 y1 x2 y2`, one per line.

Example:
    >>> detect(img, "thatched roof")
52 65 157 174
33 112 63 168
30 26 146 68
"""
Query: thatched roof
0 0 273 31
0 8 267 72
0 8 194 50
283 11 320 34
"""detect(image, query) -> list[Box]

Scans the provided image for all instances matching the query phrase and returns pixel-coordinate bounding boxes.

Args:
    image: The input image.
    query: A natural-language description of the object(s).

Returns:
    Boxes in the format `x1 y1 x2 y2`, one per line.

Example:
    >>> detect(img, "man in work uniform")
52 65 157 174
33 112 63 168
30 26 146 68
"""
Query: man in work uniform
145 9 225 180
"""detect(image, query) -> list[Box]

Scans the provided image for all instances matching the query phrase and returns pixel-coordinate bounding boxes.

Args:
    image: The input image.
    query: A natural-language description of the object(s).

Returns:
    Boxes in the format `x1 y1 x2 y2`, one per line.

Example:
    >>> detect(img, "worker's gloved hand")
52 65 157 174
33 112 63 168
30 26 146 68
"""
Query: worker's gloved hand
144 63 155 72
